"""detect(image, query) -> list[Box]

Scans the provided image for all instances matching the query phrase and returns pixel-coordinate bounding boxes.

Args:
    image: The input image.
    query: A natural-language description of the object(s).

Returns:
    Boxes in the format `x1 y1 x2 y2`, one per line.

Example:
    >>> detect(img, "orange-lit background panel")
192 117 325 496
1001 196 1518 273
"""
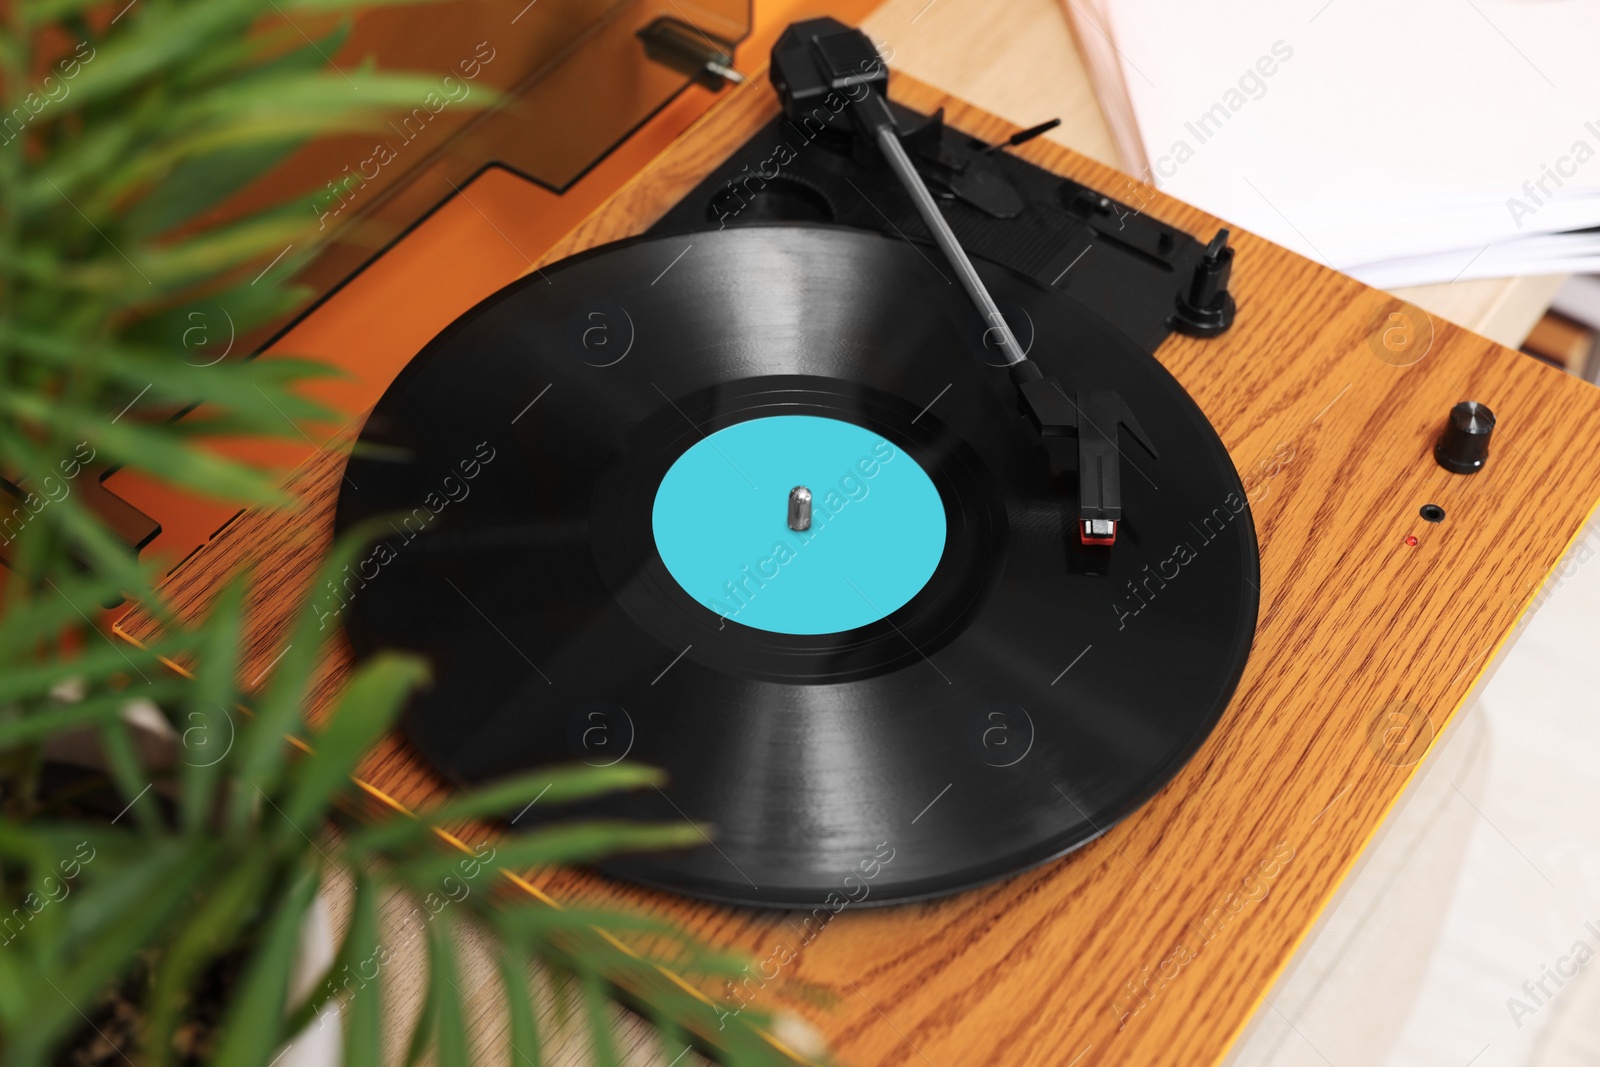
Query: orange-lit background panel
106 164 556 573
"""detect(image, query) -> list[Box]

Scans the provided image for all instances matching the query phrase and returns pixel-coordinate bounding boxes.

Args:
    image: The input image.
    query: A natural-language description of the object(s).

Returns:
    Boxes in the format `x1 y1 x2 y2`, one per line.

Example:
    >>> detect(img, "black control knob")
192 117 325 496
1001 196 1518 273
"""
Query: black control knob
1434 401 1495 474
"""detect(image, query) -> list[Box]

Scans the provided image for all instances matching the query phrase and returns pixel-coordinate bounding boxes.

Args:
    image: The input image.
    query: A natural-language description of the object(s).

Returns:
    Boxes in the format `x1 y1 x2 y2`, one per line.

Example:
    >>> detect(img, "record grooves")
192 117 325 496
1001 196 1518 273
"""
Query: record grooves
335 223 1259 908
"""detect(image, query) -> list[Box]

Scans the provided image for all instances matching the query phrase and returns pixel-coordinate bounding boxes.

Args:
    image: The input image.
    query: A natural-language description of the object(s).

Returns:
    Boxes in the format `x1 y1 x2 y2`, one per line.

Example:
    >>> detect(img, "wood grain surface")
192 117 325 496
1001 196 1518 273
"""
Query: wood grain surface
117 69 1600 1067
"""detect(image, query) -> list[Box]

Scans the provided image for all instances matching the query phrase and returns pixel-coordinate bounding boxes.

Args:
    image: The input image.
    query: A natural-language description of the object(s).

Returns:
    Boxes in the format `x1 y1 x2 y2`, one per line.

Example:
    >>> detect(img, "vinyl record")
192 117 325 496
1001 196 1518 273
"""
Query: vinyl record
334 224 1259 908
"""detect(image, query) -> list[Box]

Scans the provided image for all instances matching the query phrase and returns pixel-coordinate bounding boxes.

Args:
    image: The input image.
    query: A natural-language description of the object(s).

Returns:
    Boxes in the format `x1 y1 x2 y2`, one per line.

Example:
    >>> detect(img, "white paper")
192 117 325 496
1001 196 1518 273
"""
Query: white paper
1068 0 1600 283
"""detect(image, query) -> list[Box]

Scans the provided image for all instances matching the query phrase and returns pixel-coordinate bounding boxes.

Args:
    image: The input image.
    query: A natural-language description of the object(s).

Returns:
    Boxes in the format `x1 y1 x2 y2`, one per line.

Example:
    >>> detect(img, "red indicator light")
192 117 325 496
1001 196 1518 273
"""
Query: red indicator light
1404 535 1418 547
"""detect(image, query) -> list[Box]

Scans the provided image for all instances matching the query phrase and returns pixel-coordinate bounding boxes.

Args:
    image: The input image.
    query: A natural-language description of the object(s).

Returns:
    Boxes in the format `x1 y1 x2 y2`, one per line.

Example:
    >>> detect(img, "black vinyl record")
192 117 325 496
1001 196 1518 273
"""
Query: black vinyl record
334 224 1259 908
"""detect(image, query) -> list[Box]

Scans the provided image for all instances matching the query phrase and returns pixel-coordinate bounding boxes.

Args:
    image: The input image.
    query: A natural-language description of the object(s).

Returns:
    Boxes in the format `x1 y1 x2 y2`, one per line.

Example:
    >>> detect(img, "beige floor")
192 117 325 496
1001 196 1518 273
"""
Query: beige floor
1386 519 1600 1067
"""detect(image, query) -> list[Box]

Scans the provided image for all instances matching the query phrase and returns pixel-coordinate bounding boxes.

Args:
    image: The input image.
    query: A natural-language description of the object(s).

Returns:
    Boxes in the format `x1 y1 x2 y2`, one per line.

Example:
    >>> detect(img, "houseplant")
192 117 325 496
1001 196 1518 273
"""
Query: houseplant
0 1 815 1063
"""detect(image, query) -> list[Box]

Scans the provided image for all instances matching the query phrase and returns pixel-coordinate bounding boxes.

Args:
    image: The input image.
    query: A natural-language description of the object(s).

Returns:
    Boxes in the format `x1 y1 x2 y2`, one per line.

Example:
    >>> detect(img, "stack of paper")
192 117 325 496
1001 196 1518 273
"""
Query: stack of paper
1064 0 1600 287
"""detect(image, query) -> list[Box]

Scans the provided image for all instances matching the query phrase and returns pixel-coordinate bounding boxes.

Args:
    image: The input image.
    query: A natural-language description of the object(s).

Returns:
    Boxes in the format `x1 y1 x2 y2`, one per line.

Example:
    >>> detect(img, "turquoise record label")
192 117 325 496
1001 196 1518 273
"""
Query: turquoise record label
651 415 947 635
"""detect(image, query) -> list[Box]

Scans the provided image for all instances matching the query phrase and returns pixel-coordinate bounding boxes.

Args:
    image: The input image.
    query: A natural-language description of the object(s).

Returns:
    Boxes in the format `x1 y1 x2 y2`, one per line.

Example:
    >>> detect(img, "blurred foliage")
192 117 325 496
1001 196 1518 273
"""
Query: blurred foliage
0 2 811 1064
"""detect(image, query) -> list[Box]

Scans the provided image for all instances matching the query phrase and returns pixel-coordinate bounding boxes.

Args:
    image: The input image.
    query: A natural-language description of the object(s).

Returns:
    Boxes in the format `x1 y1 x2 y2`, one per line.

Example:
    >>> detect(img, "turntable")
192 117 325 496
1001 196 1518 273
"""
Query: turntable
117 15 1600 1067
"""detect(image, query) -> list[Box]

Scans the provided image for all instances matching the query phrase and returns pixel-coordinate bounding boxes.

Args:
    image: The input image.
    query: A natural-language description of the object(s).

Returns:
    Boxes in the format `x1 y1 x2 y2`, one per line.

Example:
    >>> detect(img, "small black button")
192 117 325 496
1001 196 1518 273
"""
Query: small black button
1434 401 1495 475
